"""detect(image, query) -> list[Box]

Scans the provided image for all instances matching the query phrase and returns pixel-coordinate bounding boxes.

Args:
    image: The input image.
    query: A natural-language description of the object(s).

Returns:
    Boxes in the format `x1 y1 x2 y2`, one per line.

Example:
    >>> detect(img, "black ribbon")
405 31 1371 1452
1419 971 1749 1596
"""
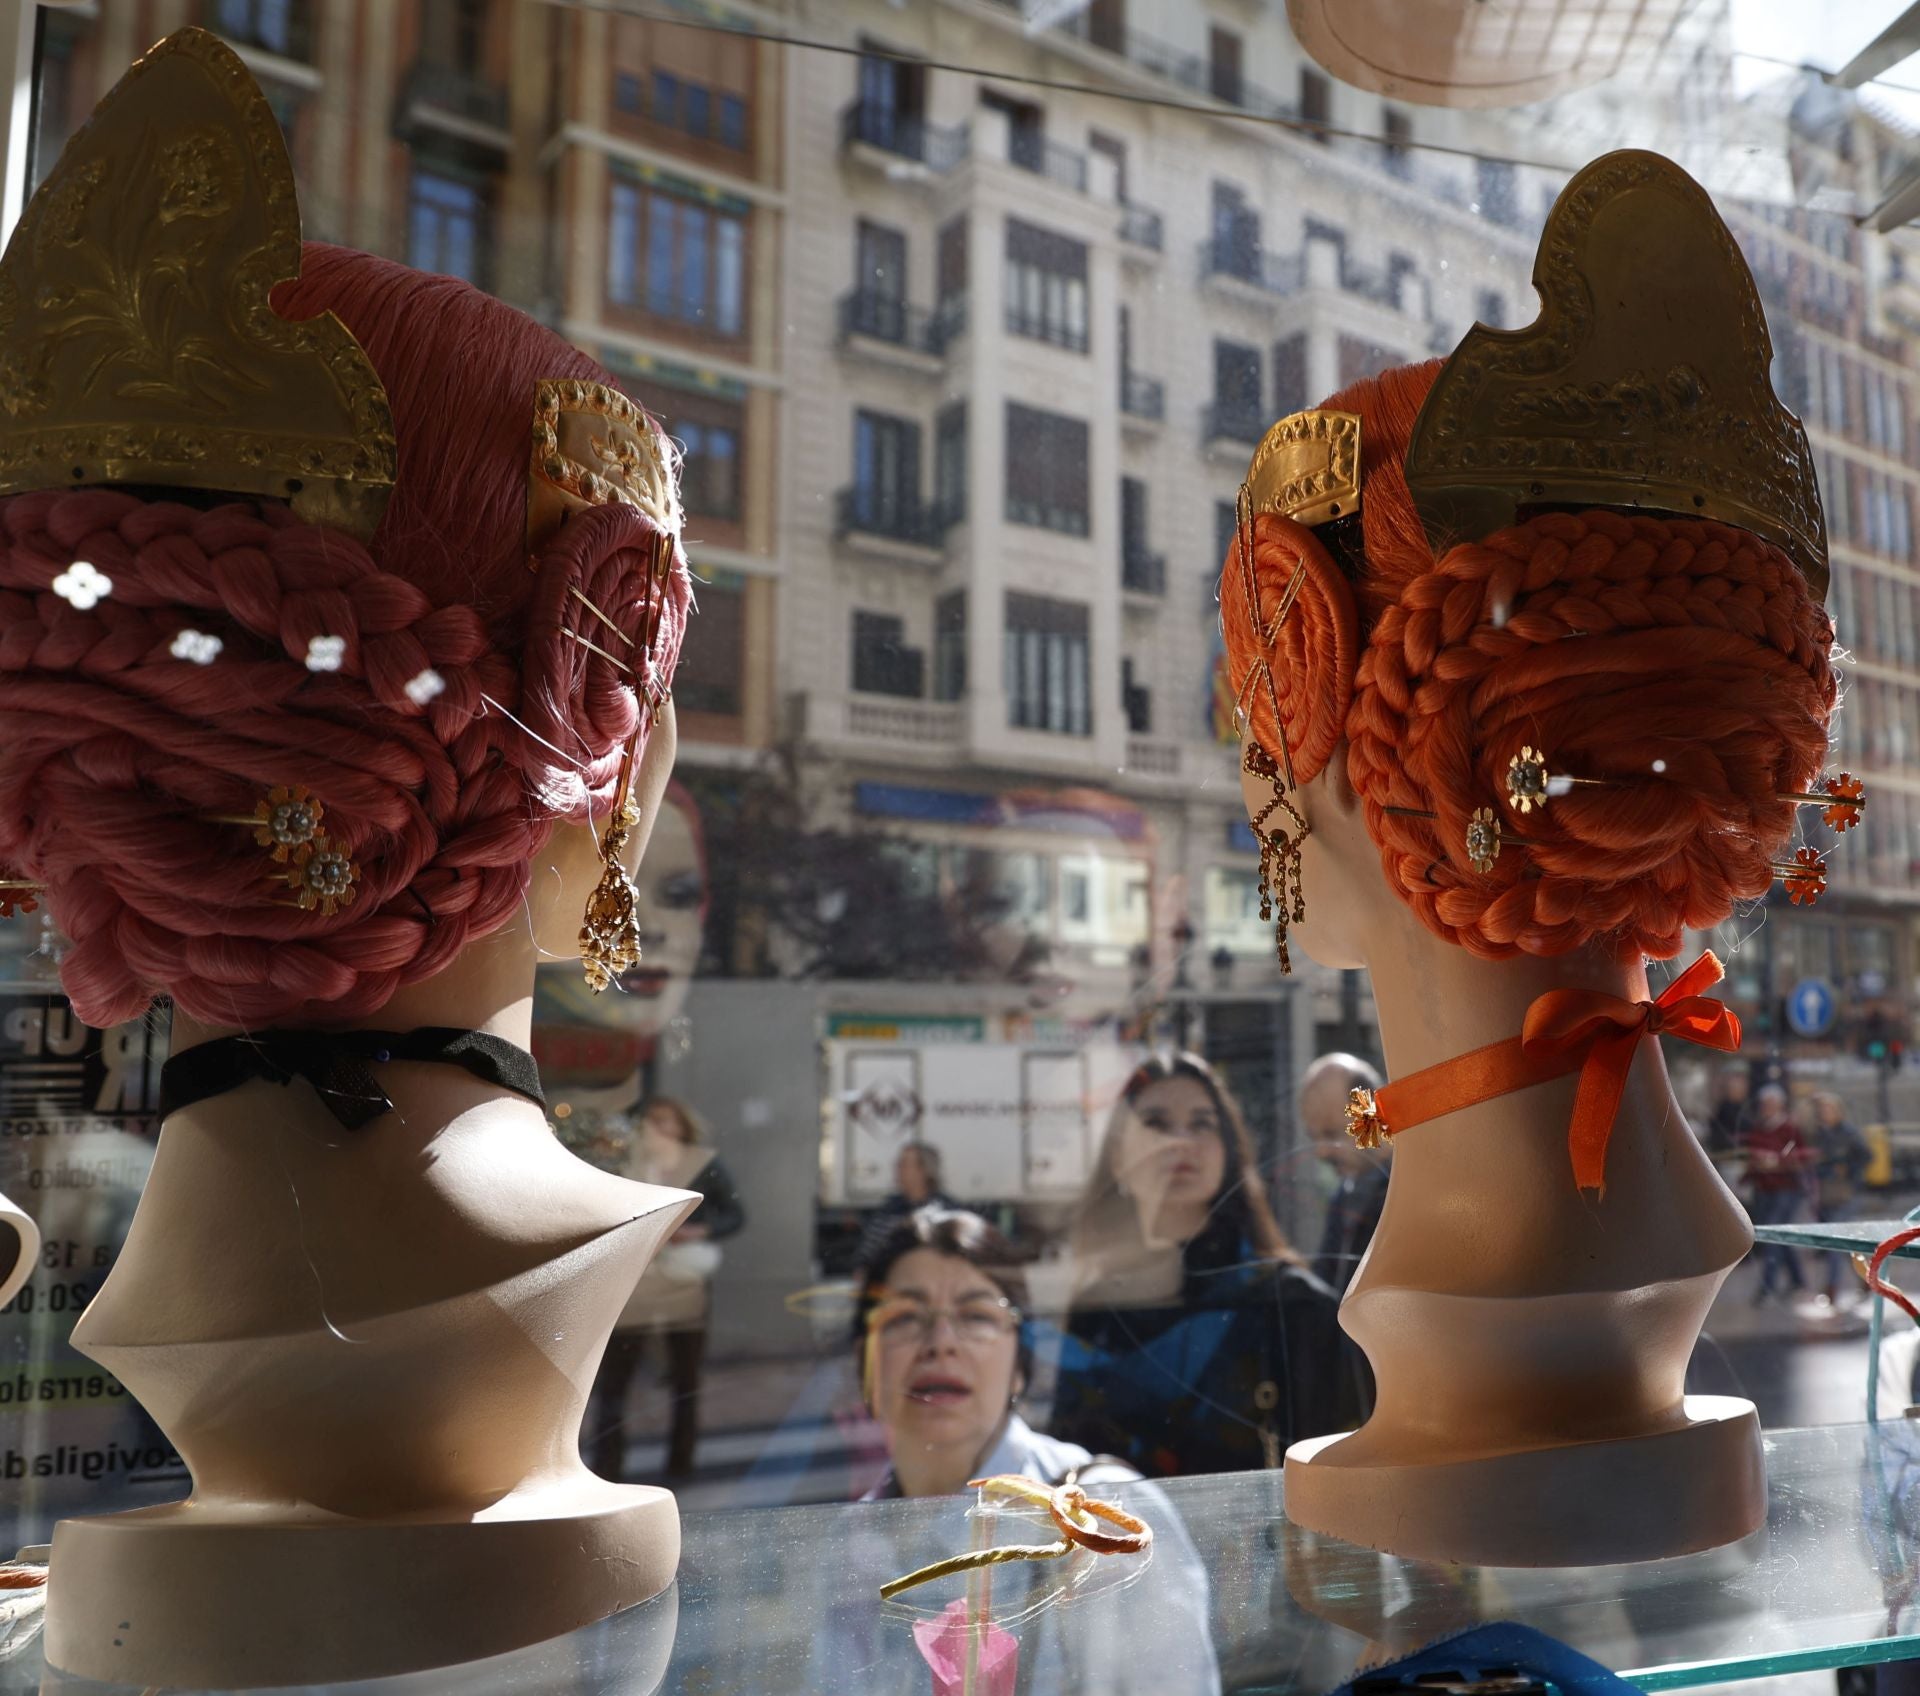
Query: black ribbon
159 1027 546 1131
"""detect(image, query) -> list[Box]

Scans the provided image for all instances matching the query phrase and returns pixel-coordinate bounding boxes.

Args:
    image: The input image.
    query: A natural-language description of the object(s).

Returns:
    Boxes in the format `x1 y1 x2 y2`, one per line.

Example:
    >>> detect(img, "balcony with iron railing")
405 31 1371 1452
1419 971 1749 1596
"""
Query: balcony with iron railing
1119 203 1165 252
1120 372 1165 424
1202 400 1266 450
1122 547 1167 597
838 99 968 172
1005 132 1089 195
395 60 510 147
1200 236 1304 297
837 289 948 362
834 487 947 556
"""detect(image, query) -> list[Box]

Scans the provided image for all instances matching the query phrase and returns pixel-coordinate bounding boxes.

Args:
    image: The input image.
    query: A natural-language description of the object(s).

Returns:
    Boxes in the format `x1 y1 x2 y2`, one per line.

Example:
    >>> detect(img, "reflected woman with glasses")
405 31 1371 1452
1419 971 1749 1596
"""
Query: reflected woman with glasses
844 1207 1222 1693
855 1207 1103 1499
1051 1054 1367 1477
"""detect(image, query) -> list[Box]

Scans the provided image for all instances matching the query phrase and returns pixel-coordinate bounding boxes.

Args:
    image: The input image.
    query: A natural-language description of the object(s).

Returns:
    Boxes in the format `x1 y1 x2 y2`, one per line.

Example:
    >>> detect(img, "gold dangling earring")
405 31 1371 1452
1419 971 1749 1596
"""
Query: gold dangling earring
1242 740 1310 973
579 529 677 993
580 726 644 993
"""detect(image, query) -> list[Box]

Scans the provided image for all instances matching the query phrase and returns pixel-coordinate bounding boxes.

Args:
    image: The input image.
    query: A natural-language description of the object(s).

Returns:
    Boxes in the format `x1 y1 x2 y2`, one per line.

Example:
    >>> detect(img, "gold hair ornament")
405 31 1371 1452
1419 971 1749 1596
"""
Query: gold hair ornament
1404 150 1828 600
577 529 678 993
0 28 396 538
1226 412 1358 973
527 378 680 556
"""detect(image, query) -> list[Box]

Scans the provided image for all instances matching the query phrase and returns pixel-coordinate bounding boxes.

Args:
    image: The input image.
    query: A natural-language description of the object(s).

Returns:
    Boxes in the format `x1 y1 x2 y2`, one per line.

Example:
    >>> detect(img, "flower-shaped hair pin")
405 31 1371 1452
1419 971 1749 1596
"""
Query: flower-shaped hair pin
52 561 112 610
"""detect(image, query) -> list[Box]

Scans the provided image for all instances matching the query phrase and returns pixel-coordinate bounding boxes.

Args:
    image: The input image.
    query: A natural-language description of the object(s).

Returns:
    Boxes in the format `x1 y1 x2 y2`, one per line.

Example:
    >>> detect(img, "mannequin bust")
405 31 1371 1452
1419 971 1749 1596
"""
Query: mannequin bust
1222 153 1840 1564
0 30 703 1685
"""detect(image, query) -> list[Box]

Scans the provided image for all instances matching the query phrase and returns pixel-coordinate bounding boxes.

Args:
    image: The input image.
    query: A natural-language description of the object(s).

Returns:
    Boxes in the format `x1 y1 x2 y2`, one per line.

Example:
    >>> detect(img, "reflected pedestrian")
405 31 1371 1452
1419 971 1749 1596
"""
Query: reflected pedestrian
1812 1092 1870 1303
1741 1083 1814 1304
586 1098 746 1481
854 1141 953 1276
1707 1064 1751 1155
1052 1054 1366 1477
1298 1052 1387 1295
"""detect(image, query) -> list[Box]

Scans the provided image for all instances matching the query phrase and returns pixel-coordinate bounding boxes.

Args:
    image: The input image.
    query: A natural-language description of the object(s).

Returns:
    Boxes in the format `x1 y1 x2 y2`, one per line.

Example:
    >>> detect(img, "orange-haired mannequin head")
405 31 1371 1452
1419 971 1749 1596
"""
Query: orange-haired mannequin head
1223 356 1837 969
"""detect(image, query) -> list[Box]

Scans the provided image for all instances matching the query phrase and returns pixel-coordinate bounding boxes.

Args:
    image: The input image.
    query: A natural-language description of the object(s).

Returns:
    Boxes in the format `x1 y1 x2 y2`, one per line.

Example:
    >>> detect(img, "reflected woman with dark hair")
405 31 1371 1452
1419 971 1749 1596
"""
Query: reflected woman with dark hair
1052 1053 1367 1477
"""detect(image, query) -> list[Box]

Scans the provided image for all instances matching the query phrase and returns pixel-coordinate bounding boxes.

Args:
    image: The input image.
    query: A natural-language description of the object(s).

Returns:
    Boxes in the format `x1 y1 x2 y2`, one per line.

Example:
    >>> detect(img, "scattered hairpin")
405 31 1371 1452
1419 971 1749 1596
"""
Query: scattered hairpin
1778 846 1827 906
877 1475 1153 1601
0 876 40 920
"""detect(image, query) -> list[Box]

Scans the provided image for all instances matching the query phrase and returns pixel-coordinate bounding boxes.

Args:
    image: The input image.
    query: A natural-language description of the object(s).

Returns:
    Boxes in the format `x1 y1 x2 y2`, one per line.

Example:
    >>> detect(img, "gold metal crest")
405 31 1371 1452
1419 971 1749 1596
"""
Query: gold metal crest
527 378 680 557
1404 150 1828 602
0 28 396 539
1243 409 1362 528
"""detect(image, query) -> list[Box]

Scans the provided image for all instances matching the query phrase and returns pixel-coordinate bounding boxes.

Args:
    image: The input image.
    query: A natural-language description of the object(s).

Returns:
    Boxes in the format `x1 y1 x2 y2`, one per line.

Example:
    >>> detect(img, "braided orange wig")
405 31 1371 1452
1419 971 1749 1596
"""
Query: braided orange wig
1221 360 1838 963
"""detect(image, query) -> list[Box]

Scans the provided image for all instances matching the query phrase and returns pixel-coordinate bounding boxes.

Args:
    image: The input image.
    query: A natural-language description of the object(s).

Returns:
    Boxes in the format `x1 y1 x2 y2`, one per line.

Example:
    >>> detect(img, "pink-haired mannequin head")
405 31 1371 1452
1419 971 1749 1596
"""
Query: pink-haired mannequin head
33 248 705 1687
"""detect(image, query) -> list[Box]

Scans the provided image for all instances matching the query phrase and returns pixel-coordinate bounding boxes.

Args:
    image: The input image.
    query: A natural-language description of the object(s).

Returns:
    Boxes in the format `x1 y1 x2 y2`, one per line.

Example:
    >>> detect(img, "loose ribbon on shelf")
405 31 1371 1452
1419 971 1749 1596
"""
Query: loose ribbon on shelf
1358 952 1740 1194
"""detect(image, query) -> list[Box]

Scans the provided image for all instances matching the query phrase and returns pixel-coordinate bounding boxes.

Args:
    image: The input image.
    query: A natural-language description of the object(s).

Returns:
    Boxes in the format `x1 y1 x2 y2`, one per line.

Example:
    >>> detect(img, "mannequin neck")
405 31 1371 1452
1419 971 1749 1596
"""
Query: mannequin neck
170 914 542 1057
1352 897 1651 1078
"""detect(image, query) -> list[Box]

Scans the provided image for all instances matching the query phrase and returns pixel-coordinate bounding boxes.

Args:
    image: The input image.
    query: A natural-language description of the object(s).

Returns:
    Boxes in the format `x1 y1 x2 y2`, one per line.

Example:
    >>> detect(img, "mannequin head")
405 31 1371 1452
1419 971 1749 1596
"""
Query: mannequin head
855 1208 1031 1496
0 245 691 1030
1224 360 1836 974
1074 1053 1294 1269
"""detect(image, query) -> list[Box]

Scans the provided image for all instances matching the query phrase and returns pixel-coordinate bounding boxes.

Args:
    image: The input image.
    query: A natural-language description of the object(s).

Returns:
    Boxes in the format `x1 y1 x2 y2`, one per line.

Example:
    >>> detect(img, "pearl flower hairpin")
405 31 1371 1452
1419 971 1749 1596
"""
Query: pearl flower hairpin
170 629 223 665
403 668 445 705
305 634 346 672
52 561 112 610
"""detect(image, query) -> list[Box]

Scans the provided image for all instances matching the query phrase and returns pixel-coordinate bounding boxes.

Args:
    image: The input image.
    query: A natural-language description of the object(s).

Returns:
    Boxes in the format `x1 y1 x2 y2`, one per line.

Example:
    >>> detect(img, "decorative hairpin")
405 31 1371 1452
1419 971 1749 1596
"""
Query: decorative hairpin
207 785 325 862
206 785 362 916
1779 847 1827 906
0 876 40 920
283 837 360 916
1503 747 1868 835
1380 802 1527 875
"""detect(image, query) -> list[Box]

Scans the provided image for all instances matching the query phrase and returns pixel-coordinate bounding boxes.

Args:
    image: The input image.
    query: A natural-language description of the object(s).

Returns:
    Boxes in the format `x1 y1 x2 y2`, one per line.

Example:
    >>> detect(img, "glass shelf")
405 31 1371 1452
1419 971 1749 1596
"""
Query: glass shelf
1752 1219 1920 1258
11 1421 1920 1692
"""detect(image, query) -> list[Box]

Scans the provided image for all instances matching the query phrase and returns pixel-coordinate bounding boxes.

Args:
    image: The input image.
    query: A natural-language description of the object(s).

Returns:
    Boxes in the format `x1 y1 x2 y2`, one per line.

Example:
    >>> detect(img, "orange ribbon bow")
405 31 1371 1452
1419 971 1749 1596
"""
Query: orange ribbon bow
1361 952 1740 1194
1520 952 1741 1192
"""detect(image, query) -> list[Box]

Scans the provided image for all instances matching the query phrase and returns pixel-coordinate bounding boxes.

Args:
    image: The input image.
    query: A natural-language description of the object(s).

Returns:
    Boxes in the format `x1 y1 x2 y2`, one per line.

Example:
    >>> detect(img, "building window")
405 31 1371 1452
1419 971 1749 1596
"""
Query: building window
935 590 967 702
1476 158 1519 227
854 44 928 155
1086 0 1125 53
1208 26 1243 106
1299 67 1330 139
1122 657 1152 734
1004 220 1089 352
1213 339 1263 432
674 580 744 718
1215 501 1237 572
1005 593 1091 735
935 402 968 528
1382 107 1412 176
420 0 488 73
1210 181 1260 278
614 72 643 114
212 0 311 59
1475 289 1508 328
1273 334 1307 417
852 612 924 699
608 180 747 337
1005 404 1089 536
853 410 923 530
1338 335 1401 388
1089 130 1128 200
647 393 746 523
408 171 485 285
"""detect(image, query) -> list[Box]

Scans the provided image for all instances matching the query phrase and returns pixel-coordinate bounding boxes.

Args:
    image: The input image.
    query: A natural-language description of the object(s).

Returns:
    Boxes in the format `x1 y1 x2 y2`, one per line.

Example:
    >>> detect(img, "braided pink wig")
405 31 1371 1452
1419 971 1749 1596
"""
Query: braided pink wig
0 245 691 1029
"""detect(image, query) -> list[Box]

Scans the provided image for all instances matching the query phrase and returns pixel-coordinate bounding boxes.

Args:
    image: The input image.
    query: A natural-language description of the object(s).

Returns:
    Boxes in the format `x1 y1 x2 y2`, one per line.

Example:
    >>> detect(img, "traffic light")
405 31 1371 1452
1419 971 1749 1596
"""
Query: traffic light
1865 1009 1891 1063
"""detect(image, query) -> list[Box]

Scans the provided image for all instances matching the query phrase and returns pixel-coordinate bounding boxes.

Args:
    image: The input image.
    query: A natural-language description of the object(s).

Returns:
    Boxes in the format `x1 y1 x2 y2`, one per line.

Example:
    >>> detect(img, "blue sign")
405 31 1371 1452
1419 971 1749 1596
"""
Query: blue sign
1787 977 1836 1039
